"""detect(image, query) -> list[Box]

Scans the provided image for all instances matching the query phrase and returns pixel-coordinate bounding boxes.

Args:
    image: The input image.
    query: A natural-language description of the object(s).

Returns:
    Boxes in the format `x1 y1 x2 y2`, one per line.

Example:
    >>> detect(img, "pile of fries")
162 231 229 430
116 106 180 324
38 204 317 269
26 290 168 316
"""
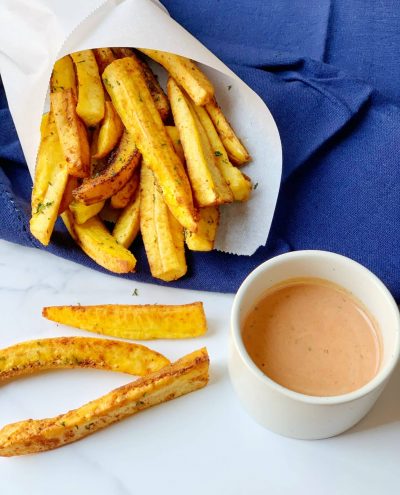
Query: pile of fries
30 47 252 281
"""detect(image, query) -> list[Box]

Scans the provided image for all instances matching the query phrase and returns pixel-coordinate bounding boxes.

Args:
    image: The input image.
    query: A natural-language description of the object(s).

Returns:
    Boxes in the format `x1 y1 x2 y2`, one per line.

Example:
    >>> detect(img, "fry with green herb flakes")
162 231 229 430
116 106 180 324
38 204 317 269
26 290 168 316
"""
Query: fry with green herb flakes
113 192 140 248
0 348 209 457
50 55 76 97
43 301 207 340
0 337 169 383
185 206 219 251
103 57 197 232
69 199 105 225
94 101 124 159
166 125 185 163
71 50 105 127
93 48 116 74
110 170 139 209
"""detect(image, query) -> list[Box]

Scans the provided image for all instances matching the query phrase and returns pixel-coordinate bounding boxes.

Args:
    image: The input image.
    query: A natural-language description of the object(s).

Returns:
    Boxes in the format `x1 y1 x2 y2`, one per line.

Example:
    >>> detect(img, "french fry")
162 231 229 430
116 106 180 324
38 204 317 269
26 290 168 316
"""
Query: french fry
50 55 76 97
0 348 209 457
140 164 187 282
69 199 105 224
94 101 124 159
0 337 169 383
73 131 140 205
99 202 121 224
110 170 139 209
51 89 90 178
139 48 214 106
205 97 250 165
185 206 219 251
93 48 116 74
166 125 185 163
103 57 197 232
58 176 79 214
112 48 170 121
112 192 140 248
71 50 105 127
61 210 136 274
30 113 69 246
191 104 252 201
168 78 233 206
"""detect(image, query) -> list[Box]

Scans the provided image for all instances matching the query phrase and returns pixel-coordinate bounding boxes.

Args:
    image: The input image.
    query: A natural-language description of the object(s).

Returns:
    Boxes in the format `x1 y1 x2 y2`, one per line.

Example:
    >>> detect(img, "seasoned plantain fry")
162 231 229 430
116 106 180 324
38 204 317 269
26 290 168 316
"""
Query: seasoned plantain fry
30 112 69 245
192 104 252 201
110 170 139 209
43 302 207 340
140 164 187 282
93 48 116 74
113 191 140 248
0 348 209 457
168 78 233 206
51 89 90 178
71 50 105 127
139 48 214 106
165 125 185 163
73 131 140 205
62 209 136 274
205 97 250 165
94 101 124 159
69 199 105 225
112 48 170 121
0 337 169 383
103 57 197 232
58 175 79 214
50 55 77 97
185 206 219 251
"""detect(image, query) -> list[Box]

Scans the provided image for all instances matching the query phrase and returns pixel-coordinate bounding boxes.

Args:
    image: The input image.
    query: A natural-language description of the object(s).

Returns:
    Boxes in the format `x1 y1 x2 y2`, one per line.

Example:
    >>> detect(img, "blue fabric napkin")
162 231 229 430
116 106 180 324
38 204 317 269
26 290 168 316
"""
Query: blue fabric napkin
1 0 399 299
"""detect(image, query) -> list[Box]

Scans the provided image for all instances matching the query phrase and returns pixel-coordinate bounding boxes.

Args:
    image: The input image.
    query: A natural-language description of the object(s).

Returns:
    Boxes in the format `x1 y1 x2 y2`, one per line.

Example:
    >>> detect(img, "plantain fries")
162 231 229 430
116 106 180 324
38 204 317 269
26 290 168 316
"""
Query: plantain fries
139 48 214 106
185 206 219 251
103 57 197 232
140 164 187 282
73 131 140 205
0 348 209 457
94 101 124 159
166 125 185 163
113 192 140 248
50 55 77 97
0 337 169 383
71 50 105 127
168 78 233 206
110 170 139 209
43 302 207 340
62 209 136 274
192 104 252 201
30 113 69 245
93 48 116 74
205 97 250 165
51 89 90 178
58 176 79 214
112 48 170 121
69 199 105 225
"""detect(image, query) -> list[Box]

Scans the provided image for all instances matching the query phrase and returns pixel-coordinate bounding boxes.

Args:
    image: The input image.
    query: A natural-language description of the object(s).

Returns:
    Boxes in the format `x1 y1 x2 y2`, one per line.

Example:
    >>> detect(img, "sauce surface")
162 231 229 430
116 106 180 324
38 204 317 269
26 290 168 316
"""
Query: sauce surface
242 278 381 396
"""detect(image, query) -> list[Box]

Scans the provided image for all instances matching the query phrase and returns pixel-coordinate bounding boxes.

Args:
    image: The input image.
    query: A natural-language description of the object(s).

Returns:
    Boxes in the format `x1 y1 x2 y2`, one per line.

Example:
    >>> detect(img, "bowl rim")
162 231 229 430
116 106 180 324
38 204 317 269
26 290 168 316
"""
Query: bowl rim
230 250 400 406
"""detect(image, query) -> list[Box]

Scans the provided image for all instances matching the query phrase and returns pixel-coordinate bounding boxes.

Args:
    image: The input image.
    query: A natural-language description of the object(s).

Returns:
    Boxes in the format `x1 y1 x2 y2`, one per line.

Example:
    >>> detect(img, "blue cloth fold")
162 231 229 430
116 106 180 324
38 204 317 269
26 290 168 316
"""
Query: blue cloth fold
1 0 399 299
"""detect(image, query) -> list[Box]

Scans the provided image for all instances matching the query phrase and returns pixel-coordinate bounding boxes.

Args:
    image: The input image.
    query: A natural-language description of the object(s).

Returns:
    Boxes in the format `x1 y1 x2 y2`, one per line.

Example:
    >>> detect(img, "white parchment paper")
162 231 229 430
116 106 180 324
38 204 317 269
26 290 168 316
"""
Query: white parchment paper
0 0 282 255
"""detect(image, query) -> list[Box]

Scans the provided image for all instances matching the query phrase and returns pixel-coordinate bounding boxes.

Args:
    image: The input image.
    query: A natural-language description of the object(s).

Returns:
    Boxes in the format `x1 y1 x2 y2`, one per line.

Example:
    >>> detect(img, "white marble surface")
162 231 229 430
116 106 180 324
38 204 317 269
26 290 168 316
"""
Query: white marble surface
0 239 399 495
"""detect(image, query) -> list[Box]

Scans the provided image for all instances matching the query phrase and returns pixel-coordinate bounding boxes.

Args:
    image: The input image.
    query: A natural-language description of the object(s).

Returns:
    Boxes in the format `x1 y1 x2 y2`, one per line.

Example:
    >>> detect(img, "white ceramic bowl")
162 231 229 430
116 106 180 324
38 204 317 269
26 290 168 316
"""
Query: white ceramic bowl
229 250 400 439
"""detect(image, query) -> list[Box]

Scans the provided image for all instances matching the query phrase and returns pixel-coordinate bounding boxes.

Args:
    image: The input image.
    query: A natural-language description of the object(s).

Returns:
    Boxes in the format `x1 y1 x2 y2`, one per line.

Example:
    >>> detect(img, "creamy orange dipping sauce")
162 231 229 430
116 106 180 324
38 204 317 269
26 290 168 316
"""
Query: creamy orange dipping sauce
242 278 381 397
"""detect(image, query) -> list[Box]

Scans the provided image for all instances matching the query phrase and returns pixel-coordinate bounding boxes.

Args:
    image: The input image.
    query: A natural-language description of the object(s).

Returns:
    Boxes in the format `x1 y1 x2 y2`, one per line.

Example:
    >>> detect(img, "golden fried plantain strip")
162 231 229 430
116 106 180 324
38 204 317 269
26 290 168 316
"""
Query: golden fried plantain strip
113 192 140 248
94 101 124 159
93 48 116 74
205 97 250 165
139 48 214 106
0 337 169 383
69 199 105 225
168 78 232 206
71 50 105 127
51 89 91 178
110 170 139 209
112 48 170 121
165 125 185 163
140 164 187 282
192 103 251 201
0 348 209 457
73 131 140 205
185 206 219 251
58 176 79 214
50 55 77 97
30 113 69 246
103 57 197 232
43 302 207 339
61 210 136 274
